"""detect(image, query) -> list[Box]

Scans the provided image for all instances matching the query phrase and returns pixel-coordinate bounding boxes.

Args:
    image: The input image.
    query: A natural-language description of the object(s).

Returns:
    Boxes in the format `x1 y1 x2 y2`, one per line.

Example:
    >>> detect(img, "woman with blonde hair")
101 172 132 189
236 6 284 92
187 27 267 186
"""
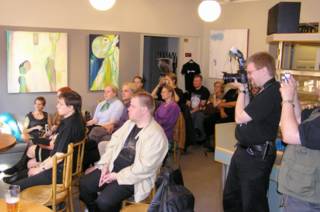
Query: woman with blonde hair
155 85 180 148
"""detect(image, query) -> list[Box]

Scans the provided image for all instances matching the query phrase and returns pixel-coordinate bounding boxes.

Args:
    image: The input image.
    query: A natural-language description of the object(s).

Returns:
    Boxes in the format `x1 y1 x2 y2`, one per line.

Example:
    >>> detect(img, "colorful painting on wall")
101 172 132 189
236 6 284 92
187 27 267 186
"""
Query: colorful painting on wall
89 34 120 91
7 31 68 93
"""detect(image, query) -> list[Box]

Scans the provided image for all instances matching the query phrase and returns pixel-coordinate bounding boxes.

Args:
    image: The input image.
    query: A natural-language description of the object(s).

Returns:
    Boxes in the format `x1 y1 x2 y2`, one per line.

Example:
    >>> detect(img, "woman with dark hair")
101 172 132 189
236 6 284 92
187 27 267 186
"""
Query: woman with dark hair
4 91 85 188
133 75 145 92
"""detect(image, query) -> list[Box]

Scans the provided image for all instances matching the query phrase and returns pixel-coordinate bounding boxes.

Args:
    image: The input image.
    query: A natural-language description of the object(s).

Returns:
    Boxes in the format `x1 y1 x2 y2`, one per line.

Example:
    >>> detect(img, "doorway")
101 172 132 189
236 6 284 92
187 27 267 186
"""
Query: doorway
143 36 179 92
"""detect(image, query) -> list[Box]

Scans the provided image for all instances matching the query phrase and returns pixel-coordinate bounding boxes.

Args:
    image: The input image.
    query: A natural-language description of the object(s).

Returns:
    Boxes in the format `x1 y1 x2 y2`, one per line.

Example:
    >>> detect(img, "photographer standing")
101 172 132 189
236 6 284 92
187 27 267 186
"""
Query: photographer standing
223 52 282 212
278 76 320 211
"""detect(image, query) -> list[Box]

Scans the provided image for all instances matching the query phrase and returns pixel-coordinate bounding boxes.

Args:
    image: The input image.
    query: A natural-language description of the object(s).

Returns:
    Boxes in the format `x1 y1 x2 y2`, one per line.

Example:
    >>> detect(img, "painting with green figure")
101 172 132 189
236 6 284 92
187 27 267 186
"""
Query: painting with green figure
7 31 68 93
89 34 120 91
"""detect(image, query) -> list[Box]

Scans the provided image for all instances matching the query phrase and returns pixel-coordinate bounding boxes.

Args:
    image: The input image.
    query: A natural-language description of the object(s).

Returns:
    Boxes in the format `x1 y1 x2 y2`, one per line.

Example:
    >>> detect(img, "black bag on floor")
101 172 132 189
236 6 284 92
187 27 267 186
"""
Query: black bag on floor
148 169 195 212
156 162 184 188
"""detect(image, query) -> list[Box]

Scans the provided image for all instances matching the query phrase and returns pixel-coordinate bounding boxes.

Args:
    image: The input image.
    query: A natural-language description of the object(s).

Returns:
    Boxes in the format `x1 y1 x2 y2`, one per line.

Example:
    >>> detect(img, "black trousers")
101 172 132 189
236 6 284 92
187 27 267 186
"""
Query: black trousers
83 140 101 170
79 169 134 212
14 168 60 191
223 146 276 212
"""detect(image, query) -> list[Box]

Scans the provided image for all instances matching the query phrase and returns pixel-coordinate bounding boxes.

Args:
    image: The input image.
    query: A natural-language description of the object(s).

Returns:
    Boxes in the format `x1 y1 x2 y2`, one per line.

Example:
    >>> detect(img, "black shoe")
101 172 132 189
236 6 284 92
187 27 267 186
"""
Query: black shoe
3 169 28 184
3 166 18 175
3 173 20 184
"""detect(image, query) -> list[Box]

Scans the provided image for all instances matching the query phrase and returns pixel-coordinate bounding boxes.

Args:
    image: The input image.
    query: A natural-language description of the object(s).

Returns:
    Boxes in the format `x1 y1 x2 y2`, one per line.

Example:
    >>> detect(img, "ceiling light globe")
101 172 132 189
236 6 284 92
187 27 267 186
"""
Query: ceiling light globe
198 0 221 22
89 0 116 11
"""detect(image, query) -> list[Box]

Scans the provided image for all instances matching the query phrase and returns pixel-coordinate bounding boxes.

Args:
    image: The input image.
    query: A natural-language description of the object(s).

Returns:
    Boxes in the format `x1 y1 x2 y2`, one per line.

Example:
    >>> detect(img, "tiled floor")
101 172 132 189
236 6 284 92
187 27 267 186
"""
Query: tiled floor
0 145 223 212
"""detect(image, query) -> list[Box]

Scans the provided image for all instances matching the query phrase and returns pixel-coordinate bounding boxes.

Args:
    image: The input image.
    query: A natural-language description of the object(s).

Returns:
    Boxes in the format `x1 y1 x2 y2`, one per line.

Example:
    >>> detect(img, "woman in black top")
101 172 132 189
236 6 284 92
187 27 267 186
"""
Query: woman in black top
23 96 51 141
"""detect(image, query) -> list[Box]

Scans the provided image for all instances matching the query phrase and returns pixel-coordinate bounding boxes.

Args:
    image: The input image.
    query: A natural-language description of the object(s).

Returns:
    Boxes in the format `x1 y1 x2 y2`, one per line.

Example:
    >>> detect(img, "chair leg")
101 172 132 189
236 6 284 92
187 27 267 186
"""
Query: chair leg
79 200 87 212
68 188 74 212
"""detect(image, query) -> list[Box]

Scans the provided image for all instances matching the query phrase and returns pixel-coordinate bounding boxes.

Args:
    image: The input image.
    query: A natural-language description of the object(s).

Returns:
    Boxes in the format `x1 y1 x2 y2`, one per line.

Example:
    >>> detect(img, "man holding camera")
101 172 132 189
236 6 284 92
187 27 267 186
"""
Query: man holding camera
223 52 282 212
278 76 320 211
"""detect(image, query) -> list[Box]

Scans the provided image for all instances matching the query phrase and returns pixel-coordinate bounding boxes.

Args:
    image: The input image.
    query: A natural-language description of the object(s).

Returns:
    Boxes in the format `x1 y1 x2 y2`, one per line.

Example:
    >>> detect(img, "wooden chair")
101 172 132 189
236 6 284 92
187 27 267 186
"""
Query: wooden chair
71 138 87 200
121 166 161 208
121 186 156 208
173 112 185 163
120 203 149 212
21 144 74 212
72 138 86 178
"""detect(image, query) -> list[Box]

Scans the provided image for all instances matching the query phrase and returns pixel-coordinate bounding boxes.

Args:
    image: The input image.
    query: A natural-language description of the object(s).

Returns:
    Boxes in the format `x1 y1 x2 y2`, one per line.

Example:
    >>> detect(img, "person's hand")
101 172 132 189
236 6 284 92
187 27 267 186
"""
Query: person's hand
21 132 31 143
159 78 166 86
280 77 297 101
215 99 222 108
104 172 117 184
85 166 97 175
229 79 246 91
51 125 58 133
86 120 94 126
28 167 42 176
99 172 117 186
47 139 55 150
99 165 110 187
186 100 191 108
220 109 228 119
103 123 114 134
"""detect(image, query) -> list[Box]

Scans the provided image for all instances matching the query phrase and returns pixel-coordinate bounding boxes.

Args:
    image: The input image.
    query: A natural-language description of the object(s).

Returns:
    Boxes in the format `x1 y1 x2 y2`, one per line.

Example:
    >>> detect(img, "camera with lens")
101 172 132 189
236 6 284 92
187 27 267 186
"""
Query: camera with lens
223 70 248 84
223 47 248 84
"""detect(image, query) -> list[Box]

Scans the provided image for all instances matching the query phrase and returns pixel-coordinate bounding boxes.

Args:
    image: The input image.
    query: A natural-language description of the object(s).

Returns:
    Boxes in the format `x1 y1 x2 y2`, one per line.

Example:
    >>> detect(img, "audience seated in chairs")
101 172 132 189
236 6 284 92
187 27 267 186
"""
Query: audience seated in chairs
204 81 238 149
98 82 138 156
3 91 85 189
79 92 168 212
154 85 180 150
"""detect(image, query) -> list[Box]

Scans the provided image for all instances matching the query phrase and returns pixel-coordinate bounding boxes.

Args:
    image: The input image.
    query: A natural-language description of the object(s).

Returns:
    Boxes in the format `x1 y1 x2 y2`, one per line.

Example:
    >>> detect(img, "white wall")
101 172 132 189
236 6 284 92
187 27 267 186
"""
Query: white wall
0 0 203 36
201 0 320 88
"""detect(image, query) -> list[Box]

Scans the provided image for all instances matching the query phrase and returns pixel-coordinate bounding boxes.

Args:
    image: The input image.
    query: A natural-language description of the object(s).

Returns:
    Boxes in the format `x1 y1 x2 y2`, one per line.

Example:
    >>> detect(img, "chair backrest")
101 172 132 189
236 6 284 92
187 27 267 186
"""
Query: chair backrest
173 112 185 149
72 138 86 177
51 143 74 211
172 112 185 163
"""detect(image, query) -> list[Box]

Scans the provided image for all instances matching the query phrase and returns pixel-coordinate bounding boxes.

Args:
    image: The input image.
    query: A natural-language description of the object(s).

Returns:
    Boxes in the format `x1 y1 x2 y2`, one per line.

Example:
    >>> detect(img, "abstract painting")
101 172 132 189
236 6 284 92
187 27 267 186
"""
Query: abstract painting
89 34 120 91
7 31 68 93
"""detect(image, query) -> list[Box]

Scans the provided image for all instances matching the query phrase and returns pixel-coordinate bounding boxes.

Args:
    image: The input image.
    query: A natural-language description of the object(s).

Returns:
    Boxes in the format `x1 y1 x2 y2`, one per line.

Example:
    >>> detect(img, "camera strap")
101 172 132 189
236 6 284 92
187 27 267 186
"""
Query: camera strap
256 78 277 96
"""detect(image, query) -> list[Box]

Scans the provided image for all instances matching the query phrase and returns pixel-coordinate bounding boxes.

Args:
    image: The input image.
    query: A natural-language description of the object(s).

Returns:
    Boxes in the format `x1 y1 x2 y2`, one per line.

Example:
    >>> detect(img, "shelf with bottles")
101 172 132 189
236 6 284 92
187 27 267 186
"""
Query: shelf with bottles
268 33 320 104
278 71 319 105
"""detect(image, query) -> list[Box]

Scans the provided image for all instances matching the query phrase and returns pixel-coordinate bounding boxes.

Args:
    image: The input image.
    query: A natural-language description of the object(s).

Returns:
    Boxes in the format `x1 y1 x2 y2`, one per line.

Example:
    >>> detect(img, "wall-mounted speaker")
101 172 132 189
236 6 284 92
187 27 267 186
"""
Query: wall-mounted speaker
267 2 301 35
